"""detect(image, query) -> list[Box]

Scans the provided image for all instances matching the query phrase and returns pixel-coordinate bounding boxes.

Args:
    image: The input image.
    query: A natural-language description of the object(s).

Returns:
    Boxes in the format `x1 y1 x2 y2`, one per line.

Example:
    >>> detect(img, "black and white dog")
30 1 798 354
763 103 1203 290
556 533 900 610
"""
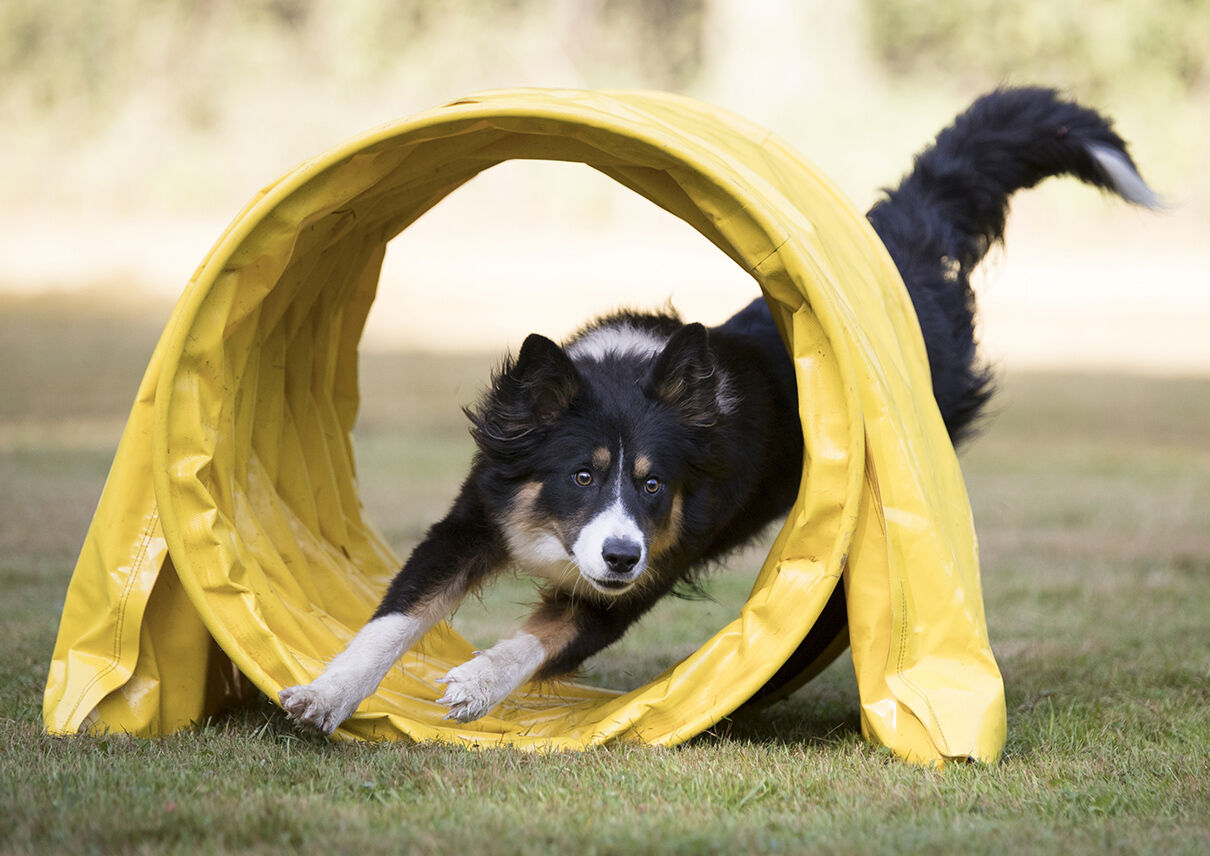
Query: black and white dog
280 87 1156 733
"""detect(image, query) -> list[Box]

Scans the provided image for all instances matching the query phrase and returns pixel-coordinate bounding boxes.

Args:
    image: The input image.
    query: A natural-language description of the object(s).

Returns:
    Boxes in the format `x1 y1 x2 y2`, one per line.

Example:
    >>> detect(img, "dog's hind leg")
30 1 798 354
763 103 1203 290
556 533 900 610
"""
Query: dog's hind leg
279 484 506 734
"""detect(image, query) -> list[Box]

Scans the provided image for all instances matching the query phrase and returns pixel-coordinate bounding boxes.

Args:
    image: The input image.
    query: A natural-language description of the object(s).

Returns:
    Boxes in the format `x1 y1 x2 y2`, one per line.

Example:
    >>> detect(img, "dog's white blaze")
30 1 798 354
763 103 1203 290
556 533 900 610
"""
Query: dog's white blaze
571 496 646 585
567 324 669 363
573 443 648 588
571 440 644 589
437 631 547 722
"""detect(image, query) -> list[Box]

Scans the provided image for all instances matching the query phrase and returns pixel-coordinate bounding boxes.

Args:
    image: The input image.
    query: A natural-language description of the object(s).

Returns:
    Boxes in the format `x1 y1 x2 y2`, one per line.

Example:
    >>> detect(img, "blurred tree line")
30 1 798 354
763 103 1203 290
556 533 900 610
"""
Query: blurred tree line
866 0 1210 103
4 0 1206 131
3 0 1206 212
0 0 705 132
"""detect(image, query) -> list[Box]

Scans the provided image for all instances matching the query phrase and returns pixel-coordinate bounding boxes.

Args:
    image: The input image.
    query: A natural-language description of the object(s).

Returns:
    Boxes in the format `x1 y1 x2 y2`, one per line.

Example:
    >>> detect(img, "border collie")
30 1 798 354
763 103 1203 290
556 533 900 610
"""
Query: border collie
280 87 1157 733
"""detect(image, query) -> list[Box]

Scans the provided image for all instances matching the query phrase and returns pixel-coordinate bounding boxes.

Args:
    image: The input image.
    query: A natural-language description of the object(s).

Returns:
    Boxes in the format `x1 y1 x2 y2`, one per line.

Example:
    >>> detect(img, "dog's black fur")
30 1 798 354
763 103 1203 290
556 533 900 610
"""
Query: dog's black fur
280 87 1155 733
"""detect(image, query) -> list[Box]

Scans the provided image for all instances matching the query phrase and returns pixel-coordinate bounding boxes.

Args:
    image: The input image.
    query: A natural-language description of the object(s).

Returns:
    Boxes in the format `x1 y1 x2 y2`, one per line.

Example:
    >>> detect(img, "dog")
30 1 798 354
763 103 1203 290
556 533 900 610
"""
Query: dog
279 87 1156 733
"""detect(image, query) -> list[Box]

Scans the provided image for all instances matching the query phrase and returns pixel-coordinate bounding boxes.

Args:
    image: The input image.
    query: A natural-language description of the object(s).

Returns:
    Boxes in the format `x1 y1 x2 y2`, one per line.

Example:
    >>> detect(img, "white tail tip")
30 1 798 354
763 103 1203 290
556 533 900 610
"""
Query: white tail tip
1086 143 1164 209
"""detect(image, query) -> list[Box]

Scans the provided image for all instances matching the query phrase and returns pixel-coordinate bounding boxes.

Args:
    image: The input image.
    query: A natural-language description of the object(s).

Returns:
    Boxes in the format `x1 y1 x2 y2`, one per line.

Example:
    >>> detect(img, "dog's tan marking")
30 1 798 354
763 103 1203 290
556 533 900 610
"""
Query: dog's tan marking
502 481 546 534
512 481 542 514
521 608 580 658
502 481 578 581
633 454 653 480
649 492 684 558
592 446 611 471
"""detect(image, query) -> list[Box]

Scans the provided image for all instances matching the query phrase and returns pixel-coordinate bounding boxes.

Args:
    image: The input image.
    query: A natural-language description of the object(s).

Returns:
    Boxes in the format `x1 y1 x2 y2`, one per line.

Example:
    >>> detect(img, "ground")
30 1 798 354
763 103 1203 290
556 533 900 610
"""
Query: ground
1 300 1208 854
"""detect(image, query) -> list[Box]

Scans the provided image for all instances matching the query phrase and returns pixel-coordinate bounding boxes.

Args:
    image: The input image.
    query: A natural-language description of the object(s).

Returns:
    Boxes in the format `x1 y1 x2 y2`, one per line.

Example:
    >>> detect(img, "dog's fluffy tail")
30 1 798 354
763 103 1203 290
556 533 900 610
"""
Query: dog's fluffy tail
867 86 1158 442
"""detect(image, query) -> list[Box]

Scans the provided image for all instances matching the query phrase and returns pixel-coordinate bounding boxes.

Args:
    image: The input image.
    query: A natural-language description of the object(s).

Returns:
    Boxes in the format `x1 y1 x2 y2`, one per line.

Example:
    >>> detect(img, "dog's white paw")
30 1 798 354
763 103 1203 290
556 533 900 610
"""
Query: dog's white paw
436 654 512 723
278 683 359 735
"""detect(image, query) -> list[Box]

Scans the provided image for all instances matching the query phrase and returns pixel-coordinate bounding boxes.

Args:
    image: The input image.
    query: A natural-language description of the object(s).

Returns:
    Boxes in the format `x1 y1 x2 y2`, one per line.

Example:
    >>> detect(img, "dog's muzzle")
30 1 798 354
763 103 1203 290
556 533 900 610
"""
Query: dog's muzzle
601 537 641 575
578 536 646 593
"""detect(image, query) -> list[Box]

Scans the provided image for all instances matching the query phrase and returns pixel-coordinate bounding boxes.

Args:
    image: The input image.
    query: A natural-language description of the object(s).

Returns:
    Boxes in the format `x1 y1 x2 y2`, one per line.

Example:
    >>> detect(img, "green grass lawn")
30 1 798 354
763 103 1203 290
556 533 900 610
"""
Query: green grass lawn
2 297 1208 854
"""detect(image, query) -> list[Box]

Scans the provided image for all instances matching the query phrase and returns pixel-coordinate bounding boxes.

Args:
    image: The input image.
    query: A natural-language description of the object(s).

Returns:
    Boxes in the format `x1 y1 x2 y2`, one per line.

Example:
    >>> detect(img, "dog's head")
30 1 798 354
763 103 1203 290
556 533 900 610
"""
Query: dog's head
467 322 732 596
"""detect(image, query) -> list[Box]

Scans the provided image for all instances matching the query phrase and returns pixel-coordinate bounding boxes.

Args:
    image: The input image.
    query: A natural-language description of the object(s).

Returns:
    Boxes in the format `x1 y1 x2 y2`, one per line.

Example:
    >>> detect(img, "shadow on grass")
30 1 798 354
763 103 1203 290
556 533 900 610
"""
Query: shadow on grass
188 660 865 756
706 700 863 751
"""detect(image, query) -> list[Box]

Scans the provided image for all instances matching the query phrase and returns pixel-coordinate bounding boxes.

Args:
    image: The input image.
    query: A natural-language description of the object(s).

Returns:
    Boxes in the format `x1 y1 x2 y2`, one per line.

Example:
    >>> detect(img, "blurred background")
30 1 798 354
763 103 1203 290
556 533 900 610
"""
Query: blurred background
2 0 1207 370
4 3 1210 781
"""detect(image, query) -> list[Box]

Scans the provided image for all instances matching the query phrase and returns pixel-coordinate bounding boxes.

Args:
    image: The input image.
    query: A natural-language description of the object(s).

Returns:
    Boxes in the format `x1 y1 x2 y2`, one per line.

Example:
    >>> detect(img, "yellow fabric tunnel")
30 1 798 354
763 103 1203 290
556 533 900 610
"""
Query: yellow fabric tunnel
43 89 1006 764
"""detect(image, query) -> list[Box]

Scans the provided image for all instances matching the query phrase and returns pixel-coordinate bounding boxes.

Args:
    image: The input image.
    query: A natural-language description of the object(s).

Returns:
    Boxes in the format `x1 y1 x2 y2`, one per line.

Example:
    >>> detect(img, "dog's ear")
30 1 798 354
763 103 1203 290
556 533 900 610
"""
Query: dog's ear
466 334 581 454
510 333 581 425
646 323 722 428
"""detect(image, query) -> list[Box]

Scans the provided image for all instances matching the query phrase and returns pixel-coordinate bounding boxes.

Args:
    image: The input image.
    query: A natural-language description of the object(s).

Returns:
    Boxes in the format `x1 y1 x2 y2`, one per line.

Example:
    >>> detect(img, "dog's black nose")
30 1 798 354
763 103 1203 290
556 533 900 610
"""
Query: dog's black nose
601 538 641 574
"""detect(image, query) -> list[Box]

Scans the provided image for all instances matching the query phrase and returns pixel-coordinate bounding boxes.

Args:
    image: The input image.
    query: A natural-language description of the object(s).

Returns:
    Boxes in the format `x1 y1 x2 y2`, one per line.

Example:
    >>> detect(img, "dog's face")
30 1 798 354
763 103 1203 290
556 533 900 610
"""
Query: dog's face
506 429 683 594
468 323 729 596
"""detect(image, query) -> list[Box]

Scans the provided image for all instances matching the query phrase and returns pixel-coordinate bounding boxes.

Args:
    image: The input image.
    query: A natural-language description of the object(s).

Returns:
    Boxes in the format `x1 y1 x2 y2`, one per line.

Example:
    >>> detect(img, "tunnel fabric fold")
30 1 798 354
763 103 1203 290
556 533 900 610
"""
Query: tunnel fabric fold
44 89 1005 764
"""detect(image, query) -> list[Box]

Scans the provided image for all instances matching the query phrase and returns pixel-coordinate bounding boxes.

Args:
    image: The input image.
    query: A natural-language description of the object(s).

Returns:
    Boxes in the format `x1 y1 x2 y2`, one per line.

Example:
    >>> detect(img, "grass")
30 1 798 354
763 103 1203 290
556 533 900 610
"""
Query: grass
2 296 1208 854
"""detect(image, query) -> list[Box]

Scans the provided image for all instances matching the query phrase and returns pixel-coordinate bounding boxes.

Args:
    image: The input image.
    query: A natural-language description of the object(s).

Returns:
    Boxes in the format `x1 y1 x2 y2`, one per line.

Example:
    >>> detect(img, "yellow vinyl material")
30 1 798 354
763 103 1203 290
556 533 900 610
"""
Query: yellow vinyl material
43 89 1005 763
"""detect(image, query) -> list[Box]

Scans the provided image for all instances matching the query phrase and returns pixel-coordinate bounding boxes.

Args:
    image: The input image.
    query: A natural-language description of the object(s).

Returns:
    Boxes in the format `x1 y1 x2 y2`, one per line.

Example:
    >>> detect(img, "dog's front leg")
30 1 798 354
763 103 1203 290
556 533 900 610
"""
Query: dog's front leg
437 588 653 722
279 485 504 734
278 606 449 735
436 626 554 723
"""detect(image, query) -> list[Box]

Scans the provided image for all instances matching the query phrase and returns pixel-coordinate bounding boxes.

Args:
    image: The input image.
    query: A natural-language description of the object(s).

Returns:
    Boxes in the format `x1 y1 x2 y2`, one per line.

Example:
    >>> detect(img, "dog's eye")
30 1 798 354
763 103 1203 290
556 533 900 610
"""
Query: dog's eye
574 470 594 487
643 477 661 495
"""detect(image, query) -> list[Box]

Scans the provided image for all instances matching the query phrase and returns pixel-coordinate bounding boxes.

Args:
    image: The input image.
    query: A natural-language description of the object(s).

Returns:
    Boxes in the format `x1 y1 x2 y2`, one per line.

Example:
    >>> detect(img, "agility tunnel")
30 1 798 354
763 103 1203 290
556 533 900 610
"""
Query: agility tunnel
43 89 1005 764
